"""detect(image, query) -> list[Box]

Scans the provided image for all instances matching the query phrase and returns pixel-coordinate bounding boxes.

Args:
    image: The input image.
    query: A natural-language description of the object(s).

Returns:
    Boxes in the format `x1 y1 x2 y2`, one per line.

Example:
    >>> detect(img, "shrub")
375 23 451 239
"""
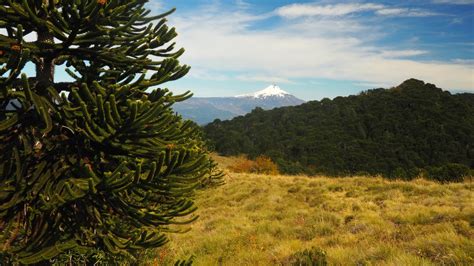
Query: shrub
286 247 328 266
253 155 280 175
390 167 408 179
228 155 279 175
426 163 470 183
228 156 255 173
276 159 310 175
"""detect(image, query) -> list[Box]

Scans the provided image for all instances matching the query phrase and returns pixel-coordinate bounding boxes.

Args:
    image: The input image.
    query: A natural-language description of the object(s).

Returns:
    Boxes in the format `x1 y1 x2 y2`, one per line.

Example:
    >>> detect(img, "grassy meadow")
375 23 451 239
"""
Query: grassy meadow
145 157 473 265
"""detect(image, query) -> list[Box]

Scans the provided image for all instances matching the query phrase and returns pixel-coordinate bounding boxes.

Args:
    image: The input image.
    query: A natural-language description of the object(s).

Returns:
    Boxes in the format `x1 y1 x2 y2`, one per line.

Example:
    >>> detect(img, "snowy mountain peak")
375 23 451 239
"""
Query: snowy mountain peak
236 85 290 98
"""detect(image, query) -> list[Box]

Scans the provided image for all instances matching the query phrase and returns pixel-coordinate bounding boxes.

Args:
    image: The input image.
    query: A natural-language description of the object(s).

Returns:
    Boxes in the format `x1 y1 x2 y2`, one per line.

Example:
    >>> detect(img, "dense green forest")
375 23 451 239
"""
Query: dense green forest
204 79 474 180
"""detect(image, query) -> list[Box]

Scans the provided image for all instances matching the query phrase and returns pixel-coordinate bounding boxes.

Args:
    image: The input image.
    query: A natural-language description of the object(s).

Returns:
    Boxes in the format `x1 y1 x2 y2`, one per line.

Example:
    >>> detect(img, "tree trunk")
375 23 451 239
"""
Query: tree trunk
36 30 55 90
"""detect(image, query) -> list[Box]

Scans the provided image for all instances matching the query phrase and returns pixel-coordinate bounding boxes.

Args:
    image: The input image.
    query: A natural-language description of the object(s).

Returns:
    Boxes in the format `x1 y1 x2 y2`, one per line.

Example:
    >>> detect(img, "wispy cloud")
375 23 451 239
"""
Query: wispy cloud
166 3 473 92
375 8 440 17
432 0 474 4
148 0 163 11
450 17 464 24
276 3 441 18
235 0 251 10
275 3 383 18
187 68 230 81
236 75 294 84
452 59 474 64
379 50 429 58
354 81 392 88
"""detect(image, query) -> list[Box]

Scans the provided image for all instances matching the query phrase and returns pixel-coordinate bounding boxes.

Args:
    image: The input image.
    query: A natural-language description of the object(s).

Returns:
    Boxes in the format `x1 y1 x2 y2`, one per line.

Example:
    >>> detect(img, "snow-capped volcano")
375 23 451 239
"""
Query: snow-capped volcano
173 84 305 124
236 85 290 98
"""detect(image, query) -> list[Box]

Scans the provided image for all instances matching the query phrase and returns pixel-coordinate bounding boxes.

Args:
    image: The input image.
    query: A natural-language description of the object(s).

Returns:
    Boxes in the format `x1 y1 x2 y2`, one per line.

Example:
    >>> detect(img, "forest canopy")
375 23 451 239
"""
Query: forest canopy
204 79 474 180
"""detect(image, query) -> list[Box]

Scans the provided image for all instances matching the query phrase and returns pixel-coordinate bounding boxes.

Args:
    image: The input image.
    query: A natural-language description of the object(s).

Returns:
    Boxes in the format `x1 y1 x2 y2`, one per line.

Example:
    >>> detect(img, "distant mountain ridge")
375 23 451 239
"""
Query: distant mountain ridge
173 85 305 124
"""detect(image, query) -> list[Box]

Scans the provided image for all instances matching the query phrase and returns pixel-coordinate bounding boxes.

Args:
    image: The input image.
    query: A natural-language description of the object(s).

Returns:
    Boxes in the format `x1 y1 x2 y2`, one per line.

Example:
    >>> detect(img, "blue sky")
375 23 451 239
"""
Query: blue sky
6 1 472 100
147 0 474 100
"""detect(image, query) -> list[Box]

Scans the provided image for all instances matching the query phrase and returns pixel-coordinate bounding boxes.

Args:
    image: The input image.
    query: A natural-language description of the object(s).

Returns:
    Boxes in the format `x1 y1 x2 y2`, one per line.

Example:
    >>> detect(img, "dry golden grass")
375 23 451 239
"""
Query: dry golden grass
208 153 238 170
142 160 473 265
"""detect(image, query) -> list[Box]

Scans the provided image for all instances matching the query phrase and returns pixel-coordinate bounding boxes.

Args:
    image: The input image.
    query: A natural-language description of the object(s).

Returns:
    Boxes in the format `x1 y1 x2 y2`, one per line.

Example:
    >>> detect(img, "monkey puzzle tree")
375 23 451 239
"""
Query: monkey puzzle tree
0 0 219 264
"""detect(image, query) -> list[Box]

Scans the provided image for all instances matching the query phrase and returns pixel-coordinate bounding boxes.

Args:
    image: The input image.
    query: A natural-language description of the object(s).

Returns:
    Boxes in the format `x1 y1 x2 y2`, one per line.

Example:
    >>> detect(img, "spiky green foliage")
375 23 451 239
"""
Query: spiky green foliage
0 0 219 264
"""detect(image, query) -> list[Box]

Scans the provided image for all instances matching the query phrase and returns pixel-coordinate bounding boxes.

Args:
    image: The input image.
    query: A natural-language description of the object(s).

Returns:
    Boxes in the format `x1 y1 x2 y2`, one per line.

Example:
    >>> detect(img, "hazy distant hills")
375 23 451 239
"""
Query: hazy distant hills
204 79 474 178
173 85 305 124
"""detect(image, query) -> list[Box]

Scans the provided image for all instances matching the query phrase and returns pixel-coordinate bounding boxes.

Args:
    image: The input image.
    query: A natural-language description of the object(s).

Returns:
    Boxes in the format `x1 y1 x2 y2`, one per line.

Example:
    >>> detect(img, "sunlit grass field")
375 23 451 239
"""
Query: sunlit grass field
145 159 473 265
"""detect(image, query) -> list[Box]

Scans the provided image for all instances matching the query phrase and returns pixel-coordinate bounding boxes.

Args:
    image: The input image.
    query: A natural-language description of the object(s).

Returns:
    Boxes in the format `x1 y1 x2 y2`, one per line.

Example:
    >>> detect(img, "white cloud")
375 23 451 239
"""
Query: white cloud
432 0 474 4
187 68 230 81
379 50 429 58
354 81 392 88
236 75 293 84
452 59 474 64
148 0 163 12
375 8 440 17
275 3 440 18
235 0 251 10
276 3 384 18
450 17 464 24
170 4 474 92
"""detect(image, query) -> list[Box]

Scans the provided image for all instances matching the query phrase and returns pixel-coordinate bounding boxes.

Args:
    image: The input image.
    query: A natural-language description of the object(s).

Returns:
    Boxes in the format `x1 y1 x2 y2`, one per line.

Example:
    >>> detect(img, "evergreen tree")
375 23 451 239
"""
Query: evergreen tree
0 0 220 263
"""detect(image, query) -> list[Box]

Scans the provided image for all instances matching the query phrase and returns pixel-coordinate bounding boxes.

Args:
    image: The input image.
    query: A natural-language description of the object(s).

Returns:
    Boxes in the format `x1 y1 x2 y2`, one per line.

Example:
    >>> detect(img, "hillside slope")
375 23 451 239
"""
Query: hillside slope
204 79 474 177
149 173 473 265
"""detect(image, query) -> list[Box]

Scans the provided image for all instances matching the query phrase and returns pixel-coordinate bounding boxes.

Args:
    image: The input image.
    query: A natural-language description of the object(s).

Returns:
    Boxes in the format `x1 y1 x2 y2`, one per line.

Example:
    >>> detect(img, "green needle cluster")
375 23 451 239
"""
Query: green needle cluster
0 0 223 264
